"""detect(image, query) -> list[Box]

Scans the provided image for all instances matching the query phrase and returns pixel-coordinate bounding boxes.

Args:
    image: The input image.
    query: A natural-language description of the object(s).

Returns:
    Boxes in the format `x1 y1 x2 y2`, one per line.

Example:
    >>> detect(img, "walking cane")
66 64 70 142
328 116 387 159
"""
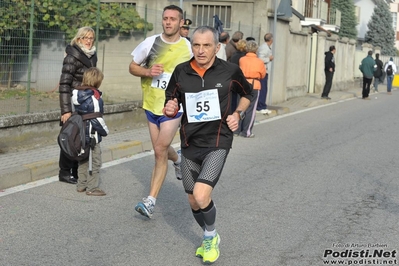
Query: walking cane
89 146 92 176
89 134 95 176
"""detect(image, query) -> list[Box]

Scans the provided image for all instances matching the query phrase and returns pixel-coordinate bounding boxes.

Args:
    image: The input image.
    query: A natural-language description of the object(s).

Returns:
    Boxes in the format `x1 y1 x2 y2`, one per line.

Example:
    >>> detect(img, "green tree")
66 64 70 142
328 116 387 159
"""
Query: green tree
39 0 153 40
0 0 153 41
364 0 396 55
331 0 358 39
0 0 153 86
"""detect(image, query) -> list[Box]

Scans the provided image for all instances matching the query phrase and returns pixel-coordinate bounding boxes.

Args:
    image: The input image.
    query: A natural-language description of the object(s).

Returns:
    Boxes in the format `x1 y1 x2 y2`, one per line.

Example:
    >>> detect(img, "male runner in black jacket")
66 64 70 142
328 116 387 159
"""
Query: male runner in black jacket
164 26 252 264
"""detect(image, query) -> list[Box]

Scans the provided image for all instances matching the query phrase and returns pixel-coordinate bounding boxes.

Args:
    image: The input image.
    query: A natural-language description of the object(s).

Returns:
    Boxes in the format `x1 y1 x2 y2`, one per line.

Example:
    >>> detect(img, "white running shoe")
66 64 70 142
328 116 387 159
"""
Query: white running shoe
134 197 154 218
174 150 182 180
260 109 272 115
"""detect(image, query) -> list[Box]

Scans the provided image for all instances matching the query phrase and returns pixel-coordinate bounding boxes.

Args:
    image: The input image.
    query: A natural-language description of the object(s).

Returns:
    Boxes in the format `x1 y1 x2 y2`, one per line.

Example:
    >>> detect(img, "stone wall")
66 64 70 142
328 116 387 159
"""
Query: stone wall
0 102 146 153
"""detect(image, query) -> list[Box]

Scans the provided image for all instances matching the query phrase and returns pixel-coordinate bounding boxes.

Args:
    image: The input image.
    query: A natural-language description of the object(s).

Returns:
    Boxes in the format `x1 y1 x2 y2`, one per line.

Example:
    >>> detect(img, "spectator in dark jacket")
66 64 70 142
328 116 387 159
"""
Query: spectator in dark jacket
359 50 375 99
58 26 98 184
229 39 247 112
321 45 336 100
72 67 109 196
226 31 243 61
373 53 384 93
229 40 247 65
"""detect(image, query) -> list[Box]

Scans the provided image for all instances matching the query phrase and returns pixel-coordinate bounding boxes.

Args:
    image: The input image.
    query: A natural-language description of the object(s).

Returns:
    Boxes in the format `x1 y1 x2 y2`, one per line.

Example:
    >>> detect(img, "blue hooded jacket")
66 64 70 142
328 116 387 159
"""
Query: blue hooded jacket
72 86 109 145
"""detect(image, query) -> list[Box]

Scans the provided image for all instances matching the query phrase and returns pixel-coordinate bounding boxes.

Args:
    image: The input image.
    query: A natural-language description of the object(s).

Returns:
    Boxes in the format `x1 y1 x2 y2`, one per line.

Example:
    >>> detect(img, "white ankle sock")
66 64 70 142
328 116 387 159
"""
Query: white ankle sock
204 229 216 238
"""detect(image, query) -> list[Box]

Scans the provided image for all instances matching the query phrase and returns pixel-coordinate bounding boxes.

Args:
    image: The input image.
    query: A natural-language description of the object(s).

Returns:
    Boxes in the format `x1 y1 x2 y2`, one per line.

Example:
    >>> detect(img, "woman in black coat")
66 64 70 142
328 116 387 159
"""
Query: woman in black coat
58 26 98 184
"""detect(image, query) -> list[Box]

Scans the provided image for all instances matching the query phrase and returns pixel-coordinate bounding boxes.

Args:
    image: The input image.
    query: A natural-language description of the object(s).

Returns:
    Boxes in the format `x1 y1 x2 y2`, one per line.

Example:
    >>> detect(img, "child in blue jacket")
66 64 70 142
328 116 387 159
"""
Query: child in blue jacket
72 67 109 196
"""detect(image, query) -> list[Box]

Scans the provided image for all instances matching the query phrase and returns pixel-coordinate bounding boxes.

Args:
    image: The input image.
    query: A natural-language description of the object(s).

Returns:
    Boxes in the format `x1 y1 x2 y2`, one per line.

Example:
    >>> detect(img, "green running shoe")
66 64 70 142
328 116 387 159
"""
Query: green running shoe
195 243 204 258
202 233 220 264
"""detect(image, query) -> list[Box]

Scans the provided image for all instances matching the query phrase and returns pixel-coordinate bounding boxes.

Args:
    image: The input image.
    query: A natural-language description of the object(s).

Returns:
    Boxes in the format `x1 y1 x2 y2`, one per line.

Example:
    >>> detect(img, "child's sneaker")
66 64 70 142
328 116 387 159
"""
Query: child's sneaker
134 197 154 218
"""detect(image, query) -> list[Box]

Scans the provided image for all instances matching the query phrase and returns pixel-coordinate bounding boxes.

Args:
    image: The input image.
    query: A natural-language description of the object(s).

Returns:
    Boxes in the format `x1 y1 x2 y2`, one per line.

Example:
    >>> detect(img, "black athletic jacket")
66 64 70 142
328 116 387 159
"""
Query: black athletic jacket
165 57 253 149
324 51 335 72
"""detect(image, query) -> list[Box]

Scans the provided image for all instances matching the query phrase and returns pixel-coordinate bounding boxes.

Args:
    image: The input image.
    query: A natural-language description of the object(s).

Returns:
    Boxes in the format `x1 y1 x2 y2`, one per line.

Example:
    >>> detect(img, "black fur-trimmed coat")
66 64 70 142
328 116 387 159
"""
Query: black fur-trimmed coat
58 44 97 115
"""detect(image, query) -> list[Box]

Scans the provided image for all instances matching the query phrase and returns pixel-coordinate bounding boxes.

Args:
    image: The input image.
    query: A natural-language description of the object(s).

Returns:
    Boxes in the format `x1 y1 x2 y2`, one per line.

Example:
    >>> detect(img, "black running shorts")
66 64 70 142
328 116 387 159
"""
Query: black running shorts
181 146 229 193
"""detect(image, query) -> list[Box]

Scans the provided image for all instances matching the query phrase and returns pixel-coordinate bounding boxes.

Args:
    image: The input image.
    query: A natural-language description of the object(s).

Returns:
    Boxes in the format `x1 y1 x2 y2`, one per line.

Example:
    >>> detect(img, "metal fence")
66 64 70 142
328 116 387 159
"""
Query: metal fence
0 0 148 116
0 0 258 117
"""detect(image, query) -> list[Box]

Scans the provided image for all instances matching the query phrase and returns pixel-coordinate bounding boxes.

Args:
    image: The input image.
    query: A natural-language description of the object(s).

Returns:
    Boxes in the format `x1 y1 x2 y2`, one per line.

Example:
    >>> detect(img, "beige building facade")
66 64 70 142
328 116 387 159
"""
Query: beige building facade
389 0 399 50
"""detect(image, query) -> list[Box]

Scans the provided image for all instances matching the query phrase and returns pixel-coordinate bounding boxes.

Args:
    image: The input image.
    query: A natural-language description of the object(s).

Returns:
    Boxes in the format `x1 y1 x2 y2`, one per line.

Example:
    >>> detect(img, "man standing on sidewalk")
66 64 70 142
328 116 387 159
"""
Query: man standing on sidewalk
180 18 192 41
321 45 336 100
359 50 375 99
216 31 229 61
373 53 384 93
384 57 397 95
226 31 243 61
129 5 192 218
256 33 274 114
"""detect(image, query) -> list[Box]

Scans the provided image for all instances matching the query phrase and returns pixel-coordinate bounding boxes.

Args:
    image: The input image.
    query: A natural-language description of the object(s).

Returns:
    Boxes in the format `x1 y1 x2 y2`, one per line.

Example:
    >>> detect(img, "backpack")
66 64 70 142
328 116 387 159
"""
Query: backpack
373 60 382 78
57 112 102 161
387 65 393 76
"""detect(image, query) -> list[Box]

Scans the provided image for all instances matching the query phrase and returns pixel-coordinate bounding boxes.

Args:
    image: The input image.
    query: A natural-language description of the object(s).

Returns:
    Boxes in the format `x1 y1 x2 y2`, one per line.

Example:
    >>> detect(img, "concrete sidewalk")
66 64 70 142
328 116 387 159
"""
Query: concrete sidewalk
0 87 364 190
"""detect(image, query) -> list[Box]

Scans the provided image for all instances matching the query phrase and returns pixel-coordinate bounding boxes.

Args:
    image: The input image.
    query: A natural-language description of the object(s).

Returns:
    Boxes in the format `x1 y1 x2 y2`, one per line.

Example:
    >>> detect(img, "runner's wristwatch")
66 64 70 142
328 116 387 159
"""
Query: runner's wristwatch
235 110 245 120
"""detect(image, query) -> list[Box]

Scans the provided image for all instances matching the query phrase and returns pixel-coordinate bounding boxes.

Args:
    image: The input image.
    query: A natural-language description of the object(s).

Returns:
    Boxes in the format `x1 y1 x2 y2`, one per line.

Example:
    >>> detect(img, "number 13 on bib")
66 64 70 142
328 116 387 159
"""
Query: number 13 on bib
151 73 171 90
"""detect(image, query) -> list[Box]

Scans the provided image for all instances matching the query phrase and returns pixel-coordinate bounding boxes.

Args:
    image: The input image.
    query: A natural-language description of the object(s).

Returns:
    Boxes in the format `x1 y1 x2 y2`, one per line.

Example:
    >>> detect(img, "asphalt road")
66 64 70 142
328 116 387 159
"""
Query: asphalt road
1 93 399 266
